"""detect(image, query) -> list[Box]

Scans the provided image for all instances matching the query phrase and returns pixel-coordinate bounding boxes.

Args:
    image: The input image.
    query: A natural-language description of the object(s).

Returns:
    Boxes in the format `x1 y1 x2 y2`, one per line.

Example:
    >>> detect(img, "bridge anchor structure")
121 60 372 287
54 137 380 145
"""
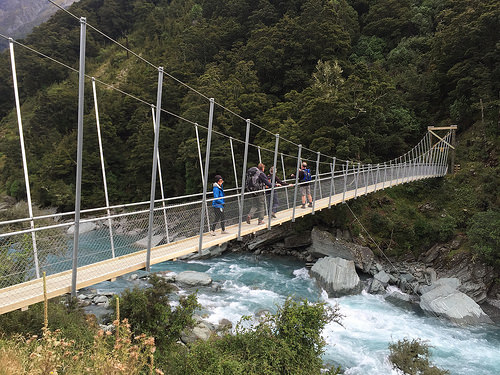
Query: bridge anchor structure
0 14 456 314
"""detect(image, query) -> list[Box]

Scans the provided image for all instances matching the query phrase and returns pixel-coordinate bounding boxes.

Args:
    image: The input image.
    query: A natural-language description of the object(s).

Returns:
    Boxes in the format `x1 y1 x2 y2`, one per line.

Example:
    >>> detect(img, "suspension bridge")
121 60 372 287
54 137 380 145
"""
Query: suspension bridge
0 10 457 315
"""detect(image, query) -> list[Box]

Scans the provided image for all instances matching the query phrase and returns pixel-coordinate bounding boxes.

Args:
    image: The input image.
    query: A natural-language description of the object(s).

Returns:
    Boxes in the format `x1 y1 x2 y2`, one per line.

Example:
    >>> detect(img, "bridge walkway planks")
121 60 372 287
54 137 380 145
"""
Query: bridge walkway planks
0 176 426 314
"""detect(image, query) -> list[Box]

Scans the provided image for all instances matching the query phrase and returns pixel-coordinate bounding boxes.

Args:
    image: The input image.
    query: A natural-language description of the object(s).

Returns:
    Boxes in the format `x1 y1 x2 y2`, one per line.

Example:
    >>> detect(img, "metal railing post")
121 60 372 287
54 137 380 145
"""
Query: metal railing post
9 38 40 278
312 152 320 214
382 162 387 189
328 157 336 208
365 164 370 195
198 98 215 253
238 119 251 239
342 161 348 203
71 17 86 296
268 134 279 229
92 78 115 258
354 163 360 198
375 163 380 190
146 66 164 271
291 145 302 222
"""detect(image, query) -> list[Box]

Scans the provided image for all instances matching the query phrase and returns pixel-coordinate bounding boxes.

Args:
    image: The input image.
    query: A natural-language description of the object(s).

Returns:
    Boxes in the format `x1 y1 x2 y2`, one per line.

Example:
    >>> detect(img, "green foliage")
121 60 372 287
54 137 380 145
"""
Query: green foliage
389 338 449 375
168 298 342 375
0 297 96 346
112 274 200 348
467 210 500 267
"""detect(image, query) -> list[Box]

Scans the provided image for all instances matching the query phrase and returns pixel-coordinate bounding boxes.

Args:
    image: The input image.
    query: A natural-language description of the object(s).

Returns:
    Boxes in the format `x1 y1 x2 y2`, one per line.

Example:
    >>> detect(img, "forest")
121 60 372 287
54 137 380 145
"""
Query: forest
0 0 498 264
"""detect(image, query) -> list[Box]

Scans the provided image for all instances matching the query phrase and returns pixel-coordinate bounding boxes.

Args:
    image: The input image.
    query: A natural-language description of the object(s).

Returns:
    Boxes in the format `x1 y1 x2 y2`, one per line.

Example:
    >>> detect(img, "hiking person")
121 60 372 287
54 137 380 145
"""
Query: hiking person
266 166 288 218
211 174 228 235
245 163 278 225
298 162 313 208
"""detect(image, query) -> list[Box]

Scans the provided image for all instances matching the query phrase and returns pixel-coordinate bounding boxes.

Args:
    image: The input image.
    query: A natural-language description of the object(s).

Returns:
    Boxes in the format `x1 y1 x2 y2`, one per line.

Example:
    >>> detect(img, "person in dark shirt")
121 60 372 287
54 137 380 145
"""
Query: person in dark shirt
246 163 278 225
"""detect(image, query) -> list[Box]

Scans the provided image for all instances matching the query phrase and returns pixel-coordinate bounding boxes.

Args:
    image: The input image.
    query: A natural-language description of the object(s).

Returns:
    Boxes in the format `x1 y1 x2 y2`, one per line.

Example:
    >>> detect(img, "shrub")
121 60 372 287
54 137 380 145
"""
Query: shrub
112 274 199 349
467 210 500 267
169 298 342 375
389 338 449 375
0 296 96 346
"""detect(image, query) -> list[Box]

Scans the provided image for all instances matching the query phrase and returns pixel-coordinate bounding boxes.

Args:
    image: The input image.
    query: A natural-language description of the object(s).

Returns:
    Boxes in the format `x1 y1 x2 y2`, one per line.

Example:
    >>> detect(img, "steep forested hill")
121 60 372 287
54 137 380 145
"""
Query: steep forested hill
0 0 498 263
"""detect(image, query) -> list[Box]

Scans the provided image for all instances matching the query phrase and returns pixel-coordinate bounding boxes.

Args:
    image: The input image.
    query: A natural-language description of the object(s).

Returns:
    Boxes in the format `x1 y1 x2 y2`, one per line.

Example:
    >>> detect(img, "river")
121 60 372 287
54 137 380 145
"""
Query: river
86 253 500 374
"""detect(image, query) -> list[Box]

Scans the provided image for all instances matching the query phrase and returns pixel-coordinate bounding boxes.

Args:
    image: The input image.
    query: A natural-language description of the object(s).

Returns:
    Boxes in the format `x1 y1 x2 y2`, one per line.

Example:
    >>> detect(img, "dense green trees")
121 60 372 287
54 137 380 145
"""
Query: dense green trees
0 0 498 262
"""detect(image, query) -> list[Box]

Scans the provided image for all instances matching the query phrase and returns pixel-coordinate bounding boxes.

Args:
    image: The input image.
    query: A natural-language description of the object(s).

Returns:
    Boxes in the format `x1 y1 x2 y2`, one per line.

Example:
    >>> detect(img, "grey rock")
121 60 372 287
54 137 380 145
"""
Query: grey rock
77 294 87 300
420 284 492 324
176 271 212 286
368 279 386 294
134 234 163 249
130 274 139 280
284 233 312 248
217 318 232 331
307 228 354 260
181 324 213 344
157 271 176 282
93 295 109 304
67 222 96 235
310 257 362 298
247 225 292 250
374 270 391 285
347 244 374 273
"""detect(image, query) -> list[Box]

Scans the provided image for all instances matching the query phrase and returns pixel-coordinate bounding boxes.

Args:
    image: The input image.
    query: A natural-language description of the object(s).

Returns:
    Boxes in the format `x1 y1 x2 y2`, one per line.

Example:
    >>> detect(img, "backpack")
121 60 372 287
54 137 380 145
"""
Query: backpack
246 167 262 191
301 168 312 182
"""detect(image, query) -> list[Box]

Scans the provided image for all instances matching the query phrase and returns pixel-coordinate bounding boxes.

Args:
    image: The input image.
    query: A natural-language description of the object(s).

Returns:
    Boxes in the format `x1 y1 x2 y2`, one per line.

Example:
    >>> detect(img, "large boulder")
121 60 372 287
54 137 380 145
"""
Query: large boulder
176 271 212 287
420 282 492 324
347 243 375 273
307 228 353 260
310 257 362 297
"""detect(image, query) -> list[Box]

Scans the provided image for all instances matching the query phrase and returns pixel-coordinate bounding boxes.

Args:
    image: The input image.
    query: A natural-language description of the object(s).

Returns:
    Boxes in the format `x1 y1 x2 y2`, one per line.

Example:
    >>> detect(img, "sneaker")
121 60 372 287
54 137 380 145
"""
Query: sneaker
271 213 277 218
257 219 264 225
301 204 306 209
210 231 216 236
246 215 251 224
221 230 230 234
308 203 313 207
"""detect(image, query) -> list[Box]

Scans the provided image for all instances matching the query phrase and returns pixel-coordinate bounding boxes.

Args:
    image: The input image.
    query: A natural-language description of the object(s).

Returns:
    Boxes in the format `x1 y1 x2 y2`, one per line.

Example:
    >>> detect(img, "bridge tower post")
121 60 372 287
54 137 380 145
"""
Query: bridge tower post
71 17 87 296
151 106 170 244
92 78 115 258
238 119 251 240
198 98 215 253
230 137 241 215
195 124 211 231
146 66 164 271
8 39 40 279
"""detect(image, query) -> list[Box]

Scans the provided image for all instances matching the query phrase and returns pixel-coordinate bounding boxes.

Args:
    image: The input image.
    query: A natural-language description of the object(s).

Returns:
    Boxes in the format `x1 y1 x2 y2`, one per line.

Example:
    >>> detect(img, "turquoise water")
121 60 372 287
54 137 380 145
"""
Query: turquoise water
91 253 500 374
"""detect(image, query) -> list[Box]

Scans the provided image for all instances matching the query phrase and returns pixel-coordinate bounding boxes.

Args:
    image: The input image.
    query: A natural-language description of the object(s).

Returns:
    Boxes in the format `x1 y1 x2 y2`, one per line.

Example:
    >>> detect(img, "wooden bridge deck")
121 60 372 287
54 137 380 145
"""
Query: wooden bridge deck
0 177 425 314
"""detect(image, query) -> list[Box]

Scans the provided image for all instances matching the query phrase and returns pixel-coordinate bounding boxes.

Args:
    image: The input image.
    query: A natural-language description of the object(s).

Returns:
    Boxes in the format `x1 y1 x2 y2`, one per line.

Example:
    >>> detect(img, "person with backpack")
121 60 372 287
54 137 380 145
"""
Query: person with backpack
298 162 313 208
245 163 279 225
211 174 228 235
266 166 288 218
